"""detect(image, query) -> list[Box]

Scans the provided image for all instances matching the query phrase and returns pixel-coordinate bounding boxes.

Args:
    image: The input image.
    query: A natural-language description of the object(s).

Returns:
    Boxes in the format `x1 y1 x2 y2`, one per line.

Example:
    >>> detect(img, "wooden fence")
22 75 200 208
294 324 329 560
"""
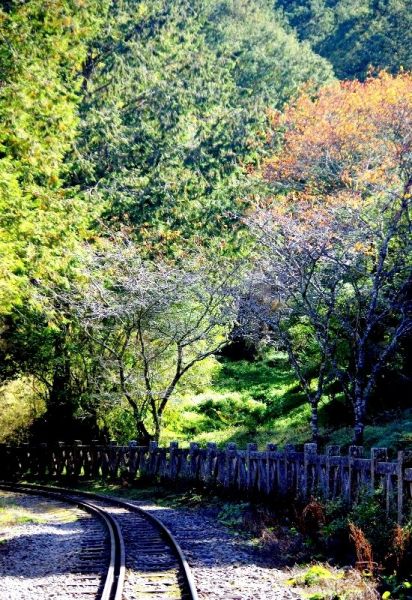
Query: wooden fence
1 441 412 522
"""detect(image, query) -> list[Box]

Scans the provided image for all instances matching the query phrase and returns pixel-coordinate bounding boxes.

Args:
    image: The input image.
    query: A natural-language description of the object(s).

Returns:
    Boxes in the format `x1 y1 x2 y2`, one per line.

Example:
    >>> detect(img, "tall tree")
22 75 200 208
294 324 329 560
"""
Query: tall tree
60 237 239 442
0 1 108 438
247 72 412 443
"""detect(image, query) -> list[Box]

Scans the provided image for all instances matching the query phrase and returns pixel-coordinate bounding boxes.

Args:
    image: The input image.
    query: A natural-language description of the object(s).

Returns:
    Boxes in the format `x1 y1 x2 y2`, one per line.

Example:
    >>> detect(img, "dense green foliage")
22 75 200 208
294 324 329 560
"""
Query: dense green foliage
277 0 412 79
0 0 110 439
162 352 412 450
0 0 411 446
0 0 108 313
69 0 332 248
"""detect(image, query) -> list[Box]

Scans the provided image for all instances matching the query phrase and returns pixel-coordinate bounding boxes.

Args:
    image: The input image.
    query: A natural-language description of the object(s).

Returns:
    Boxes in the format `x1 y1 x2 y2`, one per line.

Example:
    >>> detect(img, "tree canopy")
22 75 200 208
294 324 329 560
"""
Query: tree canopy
277 0 412 79
69 0 332 250
1 0 411 446
247 72 412 442
0 0 108 315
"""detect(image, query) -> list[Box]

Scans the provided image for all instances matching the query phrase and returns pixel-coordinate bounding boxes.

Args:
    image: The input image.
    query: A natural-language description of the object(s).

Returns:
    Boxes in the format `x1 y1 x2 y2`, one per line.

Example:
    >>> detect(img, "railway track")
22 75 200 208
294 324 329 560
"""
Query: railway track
0 482 198 600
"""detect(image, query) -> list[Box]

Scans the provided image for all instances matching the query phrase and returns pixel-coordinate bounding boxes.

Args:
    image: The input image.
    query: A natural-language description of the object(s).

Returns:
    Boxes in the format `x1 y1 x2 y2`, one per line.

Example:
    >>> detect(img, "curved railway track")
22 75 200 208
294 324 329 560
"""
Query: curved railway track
0 482 198 600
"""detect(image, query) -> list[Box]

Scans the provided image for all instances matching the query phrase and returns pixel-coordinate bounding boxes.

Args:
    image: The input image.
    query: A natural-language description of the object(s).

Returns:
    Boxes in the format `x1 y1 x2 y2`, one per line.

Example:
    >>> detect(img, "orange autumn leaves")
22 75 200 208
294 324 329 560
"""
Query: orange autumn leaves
264 71 412 201
245 73 412 446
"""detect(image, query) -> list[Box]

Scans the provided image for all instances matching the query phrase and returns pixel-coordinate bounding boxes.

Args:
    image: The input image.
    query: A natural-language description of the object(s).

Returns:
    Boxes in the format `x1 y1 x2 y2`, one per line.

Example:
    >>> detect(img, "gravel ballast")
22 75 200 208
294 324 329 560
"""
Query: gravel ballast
125 499 302 600
0 490 107 600
0 488 304 599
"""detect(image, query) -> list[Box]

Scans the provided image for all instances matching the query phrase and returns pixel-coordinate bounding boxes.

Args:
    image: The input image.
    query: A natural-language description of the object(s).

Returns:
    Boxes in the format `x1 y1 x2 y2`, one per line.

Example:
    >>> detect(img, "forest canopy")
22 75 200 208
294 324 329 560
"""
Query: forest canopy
0 0 411 447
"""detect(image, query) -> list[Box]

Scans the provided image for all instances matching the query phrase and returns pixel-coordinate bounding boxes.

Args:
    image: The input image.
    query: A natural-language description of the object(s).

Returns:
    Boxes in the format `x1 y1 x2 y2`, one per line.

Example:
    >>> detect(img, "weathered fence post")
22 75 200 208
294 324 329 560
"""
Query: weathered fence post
266 443 277 495
127 440 138 480
397 450 405 524
38 442 48 478
396 451 412 524
169 441 178 479
246 443 258 490
371 447 388 492
283 444 295 495
189 442 199 480
325 445 341 499
89 439 100 478
303 443 317 499
205 442 217 483
224 443 237 488
108 439 118 478
148 440 158 477
348 445 364 501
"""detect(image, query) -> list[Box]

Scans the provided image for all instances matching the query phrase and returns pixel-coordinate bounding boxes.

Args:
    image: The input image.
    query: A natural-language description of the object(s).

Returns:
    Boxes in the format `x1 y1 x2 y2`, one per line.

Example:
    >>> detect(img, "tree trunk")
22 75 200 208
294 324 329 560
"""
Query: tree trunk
134 413 152 446
46 332 74 441
154 419 161 443
310 399 319 443
352 349 368 445
353 392 365 445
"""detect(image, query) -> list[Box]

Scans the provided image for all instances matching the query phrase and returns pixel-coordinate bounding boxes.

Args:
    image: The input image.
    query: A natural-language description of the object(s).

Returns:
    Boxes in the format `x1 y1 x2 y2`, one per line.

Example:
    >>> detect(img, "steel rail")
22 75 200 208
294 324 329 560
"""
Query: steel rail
0 483 125 600
1 481 199 600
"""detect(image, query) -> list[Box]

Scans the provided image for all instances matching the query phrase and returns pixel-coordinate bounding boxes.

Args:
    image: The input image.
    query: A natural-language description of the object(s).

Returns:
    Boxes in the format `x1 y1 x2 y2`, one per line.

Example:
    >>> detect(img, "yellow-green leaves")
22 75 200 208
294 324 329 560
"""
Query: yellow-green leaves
0 0 108 315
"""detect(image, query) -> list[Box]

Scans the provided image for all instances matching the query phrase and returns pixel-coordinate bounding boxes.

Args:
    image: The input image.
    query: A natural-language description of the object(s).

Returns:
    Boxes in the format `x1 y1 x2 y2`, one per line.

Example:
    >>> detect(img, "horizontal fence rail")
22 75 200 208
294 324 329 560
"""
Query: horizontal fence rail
1 441 411 522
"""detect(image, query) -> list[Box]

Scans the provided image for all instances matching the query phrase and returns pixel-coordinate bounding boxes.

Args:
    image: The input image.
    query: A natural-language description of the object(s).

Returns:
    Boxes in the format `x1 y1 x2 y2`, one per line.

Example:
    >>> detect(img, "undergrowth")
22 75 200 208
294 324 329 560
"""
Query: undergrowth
162 351 412 451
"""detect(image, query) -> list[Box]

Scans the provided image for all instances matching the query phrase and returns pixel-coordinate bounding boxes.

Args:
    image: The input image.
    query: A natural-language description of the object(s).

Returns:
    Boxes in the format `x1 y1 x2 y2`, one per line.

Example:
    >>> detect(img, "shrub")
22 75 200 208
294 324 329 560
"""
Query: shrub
300 498 327 539
348 522 375 574
217 502 250 528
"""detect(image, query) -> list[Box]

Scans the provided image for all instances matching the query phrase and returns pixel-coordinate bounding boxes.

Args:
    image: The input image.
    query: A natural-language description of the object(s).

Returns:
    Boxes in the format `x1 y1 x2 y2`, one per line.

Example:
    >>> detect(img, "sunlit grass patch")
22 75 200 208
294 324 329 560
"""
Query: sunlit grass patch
285 563 377 599
0 494 78 526
0 497 44 527
162 350 311 447
37 504 79 523
162 349 412 452
326 411 412 452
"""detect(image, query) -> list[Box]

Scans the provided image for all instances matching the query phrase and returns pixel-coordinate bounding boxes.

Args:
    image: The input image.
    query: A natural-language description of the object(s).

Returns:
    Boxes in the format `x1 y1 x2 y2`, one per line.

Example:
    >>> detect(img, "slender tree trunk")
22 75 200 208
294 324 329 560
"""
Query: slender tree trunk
132 408 152 446
154 421 161 443
353 391 365 445
47 332 73 441
310 399 319 443
352 347 367 444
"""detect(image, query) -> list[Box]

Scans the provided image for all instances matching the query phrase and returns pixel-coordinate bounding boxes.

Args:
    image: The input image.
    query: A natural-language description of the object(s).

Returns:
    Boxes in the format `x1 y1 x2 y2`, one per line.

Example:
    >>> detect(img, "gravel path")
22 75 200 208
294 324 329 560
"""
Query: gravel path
126 499 302 600
0 490 108 600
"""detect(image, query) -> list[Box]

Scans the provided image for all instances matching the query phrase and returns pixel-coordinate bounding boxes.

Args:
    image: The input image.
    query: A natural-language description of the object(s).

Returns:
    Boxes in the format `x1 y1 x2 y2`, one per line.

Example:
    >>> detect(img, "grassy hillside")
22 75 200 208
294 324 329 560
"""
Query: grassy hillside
162 351 412 452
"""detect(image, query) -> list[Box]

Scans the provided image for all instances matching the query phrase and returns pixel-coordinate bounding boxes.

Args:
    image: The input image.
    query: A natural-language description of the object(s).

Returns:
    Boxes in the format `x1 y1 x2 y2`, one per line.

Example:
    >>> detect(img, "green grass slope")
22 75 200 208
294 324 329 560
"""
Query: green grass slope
162 351 412 452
